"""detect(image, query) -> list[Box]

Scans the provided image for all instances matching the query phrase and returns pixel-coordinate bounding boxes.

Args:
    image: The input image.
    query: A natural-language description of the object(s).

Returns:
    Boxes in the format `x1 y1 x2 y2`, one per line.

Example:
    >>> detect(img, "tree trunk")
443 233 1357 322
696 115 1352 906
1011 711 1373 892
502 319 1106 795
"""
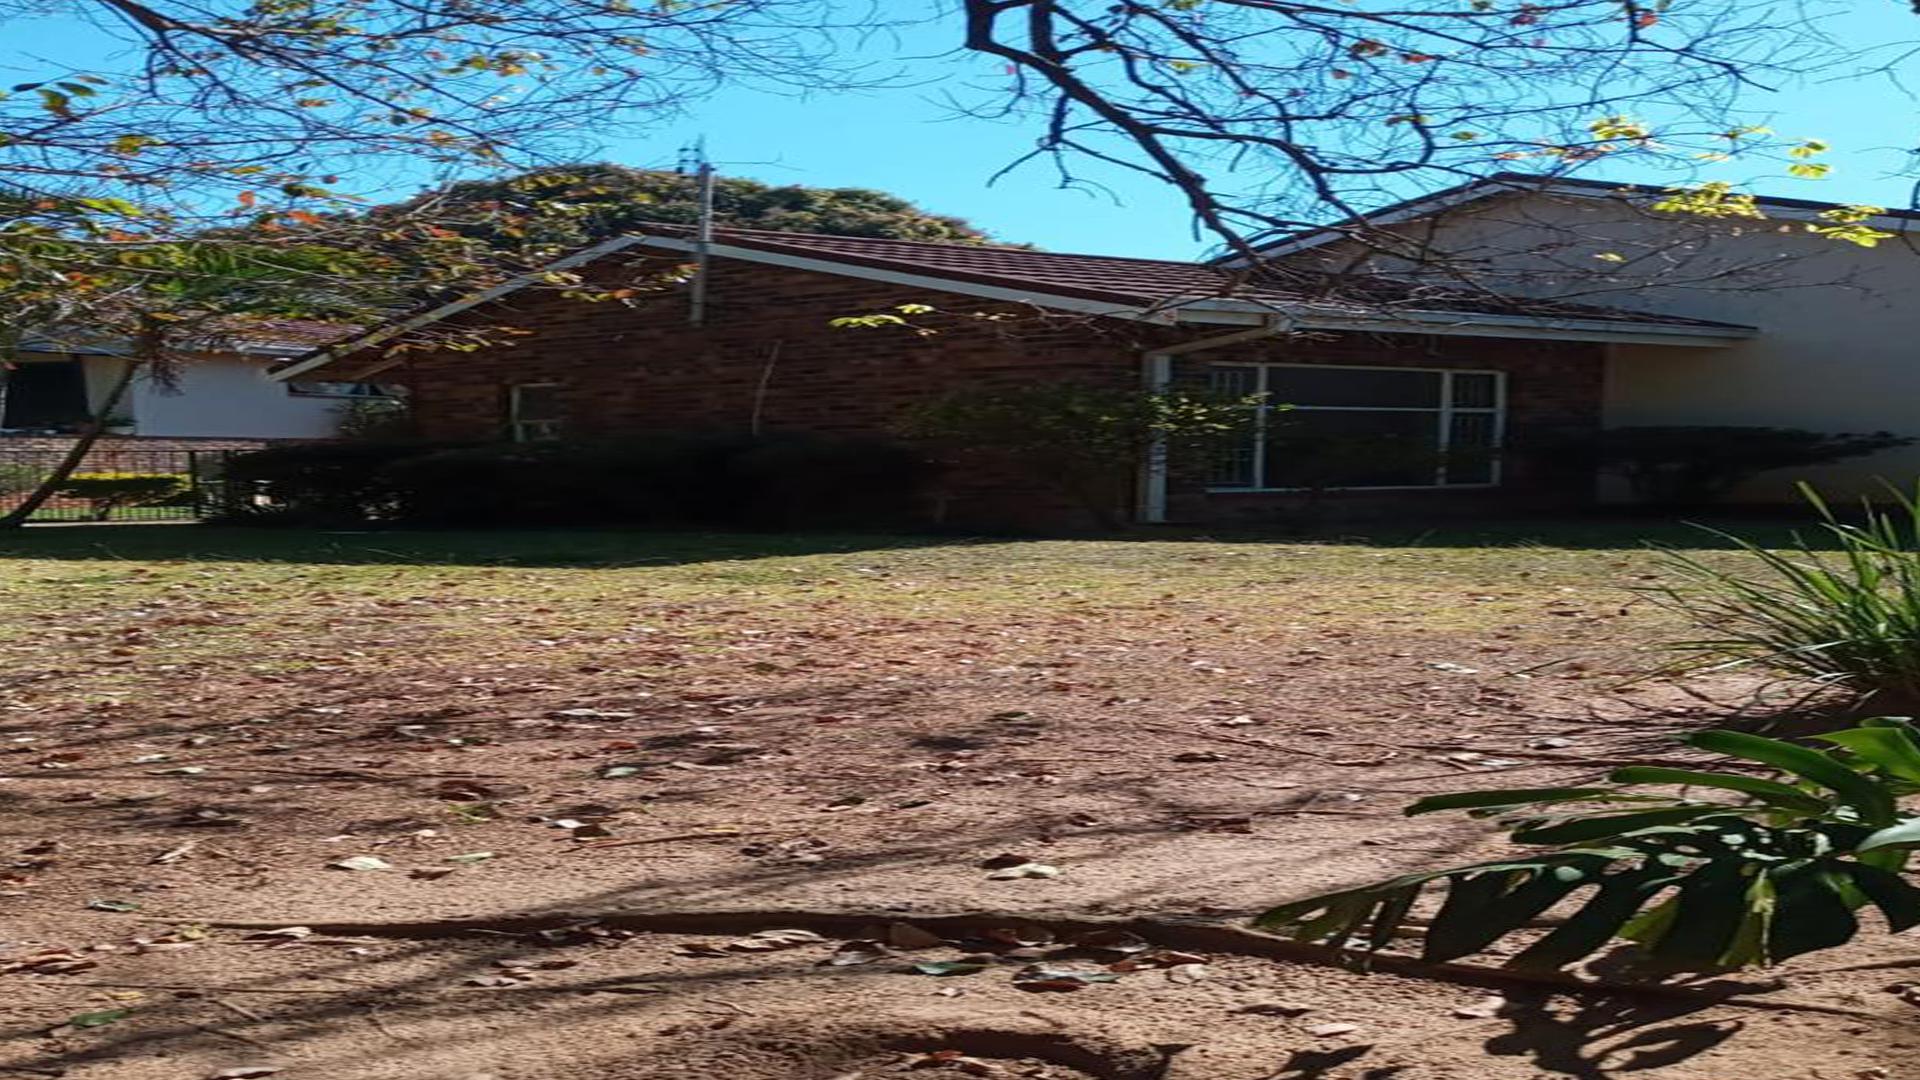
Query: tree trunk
0 325 150 528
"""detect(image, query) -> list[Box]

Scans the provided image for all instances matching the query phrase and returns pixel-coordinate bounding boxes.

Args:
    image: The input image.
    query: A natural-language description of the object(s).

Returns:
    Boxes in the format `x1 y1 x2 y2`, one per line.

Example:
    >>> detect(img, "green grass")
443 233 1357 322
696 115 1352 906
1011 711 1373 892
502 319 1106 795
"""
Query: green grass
0 517 1809 678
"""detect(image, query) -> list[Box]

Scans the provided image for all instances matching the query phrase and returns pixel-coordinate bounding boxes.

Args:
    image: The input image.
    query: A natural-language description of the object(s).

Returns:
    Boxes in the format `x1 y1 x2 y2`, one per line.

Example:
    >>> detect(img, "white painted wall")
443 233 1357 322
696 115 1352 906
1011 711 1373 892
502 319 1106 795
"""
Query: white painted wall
1292 191 1920 501
125 354 344 439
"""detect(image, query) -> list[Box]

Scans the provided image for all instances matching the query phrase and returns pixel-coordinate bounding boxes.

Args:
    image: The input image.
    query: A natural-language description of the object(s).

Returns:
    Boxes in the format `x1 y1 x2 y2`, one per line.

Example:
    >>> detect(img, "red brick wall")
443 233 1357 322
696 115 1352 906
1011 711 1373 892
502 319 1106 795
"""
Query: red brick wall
392 253 1605 528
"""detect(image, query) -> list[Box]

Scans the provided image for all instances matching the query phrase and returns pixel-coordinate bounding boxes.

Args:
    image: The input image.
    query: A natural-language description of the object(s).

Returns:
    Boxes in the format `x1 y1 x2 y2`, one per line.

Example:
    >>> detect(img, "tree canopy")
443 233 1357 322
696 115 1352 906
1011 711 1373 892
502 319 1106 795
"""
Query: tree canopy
404 165 1001 254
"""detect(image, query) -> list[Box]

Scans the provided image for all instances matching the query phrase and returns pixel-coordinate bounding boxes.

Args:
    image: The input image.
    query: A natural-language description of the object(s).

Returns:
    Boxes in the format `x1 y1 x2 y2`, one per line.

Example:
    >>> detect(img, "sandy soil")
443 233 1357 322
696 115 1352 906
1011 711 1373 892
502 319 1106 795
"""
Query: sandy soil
0 540 1915 1079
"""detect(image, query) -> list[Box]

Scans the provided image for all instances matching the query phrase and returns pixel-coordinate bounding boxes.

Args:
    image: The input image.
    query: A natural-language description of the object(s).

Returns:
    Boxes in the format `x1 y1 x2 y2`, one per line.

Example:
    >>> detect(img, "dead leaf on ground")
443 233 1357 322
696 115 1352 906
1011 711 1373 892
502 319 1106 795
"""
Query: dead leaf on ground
151 841 198 864
56 1007 131 1032
1011 964 1122 992
240 927 315 945
327 855 393 871
985 862 1059 881
825 940 890 966
209 1068 281 1080
904 1049 1004 1075
911 960 989 977
1165 963 1210 984
1308 1022 1361 1037
0 949 97 975
724 928 828 952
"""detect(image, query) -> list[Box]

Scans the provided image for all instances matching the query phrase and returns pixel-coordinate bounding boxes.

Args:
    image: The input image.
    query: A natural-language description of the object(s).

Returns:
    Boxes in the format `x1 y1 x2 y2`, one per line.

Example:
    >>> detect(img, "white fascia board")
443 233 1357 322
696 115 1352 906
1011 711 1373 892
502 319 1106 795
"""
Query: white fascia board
1175 296 1752 346
267 234 651 382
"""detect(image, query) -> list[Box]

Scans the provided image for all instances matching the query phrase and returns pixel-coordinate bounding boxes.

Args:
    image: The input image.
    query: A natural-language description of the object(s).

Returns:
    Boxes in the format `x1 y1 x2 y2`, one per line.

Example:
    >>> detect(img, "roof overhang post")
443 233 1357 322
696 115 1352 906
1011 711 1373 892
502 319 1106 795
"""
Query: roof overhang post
1135 316 1293 525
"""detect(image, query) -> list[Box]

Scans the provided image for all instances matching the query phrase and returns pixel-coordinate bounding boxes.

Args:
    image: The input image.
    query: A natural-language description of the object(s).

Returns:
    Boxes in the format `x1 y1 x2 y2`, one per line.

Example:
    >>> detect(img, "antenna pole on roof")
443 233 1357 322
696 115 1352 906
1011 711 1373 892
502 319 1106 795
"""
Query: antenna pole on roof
684 138 716 327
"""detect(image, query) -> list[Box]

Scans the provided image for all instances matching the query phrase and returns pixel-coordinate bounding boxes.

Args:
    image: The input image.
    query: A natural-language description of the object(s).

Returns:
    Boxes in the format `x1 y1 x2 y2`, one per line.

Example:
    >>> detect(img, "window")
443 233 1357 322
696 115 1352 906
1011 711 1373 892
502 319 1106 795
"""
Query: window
286 380 400 399
508 383 564 442
1 358 90 431
1207 364 1504 490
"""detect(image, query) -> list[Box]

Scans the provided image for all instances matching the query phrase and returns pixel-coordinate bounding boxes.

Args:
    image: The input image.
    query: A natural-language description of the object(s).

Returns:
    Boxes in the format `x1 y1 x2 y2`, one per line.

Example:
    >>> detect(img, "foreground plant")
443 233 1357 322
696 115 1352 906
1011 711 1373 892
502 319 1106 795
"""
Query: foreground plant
1652 483 1920 715
1257 724 1920 973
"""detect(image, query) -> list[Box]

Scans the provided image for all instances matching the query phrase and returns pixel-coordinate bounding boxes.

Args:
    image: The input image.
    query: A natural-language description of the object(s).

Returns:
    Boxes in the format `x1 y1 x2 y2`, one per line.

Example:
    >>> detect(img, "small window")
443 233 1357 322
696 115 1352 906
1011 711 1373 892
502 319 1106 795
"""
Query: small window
509 383 563 442
287 380 400 399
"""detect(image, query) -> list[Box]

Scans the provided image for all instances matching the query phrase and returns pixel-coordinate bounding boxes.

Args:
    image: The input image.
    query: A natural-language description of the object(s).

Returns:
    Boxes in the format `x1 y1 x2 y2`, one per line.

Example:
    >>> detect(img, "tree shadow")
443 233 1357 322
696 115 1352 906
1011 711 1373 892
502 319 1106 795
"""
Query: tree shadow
0 525 970 568
1483 988 1743 1078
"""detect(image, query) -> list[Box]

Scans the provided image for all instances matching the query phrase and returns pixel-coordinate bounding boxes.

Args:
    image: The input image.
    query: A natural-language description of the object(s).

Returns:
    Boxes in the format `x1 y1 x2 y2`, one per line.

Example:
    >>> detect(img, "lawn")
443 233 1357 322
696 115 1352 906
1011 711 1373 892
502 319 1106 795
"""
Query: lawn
0 521 1910 1080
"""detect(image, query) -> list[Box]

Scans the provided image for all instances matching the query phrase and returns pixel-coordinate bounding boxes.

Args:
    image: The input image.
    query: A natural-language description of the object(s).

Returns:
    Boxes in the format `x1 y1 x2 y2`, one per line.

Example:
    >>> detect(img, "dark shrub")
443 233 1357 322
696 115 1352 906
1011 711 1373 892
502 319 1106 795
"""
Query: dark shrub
224 433 939 530
705 433 939 528
1551 426 1914 508
55 472 191 521
219 441 462 524
375 441 649 527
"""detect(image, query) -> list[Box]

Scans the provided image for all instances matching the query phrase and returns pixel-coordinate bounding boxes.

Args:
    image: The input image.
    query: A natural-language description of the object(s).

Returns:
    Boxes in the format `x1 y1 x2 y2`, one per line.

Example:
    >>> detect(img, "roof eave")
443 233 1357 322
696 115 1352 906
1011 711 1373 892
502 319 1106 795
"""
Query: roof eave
1171 300 1756 346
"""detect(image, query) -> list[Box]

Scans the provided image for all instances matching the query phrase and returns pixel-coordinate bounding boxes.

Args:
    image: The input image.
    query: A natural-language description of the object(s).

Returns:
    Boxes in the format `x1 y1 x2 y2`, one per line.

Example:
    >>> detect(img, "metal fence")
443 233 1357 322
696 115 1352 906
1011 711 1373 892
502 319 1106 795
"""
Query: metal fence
0 447 243 523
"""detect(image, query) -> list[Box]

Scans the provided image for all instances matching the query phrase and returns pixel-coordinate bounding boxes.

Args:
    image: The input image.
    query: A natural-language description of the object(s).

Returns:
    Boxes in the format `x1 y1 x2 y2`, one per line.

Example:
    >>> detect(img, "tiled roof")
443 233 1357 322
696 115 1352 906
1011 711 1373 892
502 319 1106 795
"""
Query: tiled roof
661 224 1750 330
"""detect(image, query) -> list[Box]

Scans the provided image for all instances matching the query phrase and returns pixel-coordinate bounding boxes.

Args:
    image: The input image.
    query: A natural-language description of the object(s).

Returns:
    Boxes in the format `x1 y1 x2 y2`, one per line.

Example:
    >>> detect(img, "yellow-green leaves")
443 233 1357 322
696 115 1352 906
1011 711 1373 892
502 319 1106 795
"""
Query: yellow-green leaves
1650 181 1765 219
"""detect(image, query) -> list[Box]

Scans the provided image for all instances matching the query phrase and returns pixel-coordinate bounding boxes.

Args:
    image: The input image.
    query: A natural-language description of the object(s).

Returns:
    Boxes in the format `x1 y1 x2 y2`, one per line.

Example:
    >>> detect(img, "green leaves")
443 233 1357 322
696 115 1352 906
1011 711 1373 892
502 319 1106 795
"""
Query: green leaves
1688 729 1897 824
1256 725 1920 973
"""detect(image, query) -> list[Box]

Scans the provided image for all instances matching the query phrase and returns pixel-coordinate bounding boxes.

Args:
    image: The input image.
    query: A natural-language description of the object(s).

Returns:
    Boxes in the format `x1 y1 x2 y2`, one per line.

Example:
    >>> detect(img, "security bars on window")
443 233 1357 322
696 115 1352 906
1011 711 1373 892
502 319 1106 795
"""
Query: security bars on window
1206 363 1505 491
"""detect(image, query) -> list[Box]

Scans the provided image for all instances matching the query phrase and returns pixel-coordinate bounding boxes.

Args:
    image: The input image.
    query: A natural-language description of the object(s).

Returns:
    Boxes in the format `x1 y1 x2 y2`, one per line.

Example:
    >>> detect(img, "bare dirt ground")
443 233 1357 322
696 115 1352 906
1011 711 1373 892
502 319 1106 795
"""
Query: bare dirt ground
0 527 1914 1080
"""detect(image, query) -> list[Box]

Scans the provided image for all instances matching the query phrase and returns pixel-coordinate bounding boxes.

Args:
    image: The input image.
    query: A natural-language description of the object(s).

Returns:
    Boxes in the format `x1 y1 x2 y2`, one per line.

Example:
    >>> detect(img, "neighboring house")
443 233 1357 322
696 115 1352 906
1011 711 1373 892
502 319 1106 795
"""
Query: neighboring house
4 321 384 442
1233 172 1920 502
274 224 1749 528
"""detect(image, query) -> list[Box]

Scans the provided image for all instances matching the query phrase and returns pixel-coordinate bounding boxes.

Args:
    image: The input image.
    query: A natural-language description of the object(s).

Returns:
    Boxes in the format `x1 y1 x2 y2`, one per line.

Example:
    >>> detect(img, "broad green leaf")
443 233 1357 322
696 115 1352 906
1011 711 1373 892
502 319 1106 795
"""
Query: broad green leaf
1404 788 1618 816
1843 862 1920 932
1858 818 1920 851
1422 863 1593 963
1510 807 1725 846
1767 865 1859 961
1508 865 1680 970
1687 730 1896 823
1607 766 1828 812
1816 727 1920 783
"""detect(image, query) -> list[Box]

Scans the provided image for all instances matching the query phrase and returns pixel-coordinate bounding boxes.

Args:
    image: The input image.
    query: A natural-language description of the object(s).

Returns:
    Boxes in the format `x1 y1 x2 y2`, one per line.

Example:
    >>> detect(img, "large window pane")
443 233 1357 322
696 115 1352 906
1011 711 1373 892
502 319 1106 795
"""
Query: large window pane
1446 412 1499 484
1264 410 1441 488
1266 367 1442 409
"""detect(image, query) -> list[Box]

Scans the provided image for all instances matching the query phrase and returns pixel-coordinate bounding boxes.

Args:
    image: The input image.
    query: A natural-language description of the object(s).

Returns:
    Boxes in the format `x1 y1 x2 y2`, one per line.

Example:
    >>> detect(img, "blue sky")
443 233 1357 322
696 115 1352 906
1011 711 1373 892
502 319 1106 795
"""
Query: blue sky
8 3 1920 259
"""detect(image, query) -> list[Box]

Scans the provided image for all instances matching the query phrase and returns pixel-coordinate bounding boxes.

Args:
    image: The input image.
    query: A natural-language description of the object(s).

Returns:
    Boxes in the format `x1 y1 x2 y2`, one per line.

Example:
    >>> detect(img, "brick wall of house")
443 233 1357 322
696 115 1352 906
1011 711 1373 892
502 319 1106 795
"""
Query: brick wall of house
391 252 1605 529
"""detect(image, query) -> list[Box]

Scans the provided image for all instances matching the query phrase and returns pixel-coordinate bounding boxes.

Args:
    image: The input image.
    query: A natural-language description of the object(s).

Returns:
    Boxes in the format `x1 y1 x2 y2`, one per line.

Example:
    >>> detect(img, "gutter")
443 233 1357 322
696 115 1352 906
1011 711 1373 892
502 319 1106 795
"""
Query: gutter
1136 316 1295 525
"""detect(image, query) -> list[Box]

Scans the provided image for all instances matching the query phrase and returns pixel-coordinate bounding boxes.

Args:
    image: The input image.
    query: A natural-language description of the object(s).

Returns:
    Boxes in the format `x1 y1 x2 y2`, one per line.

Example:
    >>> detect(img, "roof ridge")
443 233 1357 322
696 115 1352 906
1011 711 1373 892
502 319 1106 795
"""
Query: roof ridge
632 221 1232 271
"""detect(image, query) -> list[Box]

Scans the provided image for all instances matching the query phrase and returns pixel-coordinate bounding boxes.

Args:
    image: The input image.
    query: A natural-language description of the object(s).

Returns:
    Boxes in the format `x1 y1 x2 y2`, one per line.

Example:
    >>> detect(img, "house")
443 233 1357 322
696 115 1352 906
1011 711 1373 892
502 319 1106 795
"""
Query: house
1231 172 1920 502
4 321 386 446
271 220 1759 528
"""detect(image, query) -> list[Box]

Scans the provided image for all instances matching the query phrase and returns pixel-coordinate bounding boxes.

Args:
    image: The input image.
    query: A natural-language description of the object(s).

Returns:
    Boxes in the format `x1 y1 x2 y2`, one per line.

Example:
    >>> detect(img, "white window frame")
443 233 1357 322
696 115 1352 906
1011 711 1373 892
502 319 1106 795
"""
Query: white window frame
1206 362 1507 492
508 382 564 443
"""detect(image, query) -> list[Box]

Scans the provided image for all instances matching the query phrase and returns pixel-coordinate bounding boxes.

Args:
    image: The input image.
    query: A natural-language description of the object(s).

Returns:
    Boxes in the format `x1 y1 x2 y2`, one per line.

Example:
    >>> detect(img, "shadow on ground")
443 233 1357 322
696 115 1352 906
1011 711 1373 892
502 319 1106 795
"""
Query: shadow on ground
0 511 1845 569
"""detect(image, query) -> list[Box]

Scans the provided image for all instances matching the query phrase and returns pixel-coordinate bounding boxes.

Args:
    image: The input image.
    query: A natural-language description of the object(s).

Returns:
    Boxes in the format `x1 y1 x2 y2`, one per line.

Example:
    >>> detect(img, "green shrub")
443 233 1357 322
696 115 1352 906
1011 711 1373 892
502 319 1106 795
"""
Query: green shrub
1559 426 1913 508
1258 723 1920 973
1652 483 1920 716
54 471 190 520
